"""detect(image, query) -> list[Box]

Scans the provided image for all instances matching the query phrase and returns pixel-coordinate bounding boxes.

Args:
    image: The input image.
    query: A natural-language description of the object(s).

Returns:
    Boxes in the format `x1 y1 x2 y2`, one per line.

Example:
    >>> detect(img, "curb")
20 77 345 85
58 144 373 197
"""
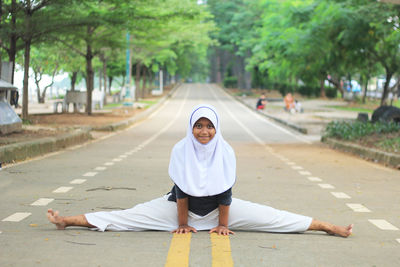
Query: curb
226 89 308 134
322 137 400 169
0 83 181 164
0 128 91 164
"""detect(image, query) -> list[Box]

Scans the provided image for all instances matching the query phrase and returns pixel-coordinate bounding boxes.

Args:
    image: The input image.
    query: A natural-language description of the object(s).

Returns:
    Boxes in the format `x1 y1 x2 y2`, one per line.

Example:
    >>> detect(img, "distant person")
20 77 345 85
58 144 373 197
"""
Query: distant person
284 93 295 112
295 100 303 113
256 94 267 110
47 104 353 237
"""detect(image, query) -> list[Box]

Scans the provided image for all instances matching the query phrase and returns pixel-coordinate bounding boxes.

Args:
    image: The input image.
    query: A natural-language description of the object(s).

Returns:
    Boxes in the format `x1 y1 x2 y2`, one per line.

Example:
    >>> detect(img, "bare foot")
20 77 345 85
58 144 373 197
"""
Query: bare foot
47 209 66 230
327 224 353 237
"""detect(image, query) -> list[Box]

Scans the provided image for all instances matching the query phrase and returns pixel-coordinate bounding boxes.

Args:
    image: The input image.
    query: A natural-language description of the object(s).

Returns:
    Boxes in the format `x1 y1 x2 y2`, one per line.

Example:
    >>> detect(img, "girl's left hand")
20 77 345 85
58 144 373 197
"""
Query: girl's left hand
209 225 235 236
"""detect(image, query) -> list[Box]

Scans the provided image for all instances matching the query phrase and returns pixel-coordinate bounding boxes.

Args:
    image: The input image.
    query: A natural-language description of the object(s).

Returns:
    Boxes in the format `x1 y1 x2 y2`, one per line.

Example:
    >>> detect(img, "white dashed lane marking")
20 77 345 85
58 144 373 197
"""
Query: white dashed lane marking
287 162 296 165
2 212 31 222
331 192 351 199
119 155 127 158
112 158 122 162
369 220 399 230
396 239 400 243
95 166 107 171
318 184 335 189
308 177 322 182
346 203 371 212
83 172 98 177
299 171 311 176
31 198 54 206
53 186 73 193
291 166 303 170
70 179 87 184
104 162 114 166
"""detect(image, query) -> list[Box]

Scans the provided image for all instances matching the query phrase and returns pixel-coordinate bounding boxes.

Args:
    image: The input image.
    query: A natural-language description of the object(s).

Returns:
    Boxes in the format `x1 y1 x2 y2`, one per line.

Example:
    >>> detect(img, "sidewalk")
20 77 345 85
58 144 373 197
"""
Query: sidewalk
238 95 359 137
231 92 399 169
0 85 179 166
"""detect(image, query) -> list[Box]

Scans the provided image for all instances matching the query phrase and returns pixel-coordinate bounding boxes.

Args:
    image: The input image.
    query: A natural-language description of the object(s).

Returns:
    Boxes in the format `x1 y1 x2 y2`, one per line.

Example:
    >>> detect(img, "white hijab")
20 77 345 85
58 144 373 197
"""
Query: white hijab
168 104 236 197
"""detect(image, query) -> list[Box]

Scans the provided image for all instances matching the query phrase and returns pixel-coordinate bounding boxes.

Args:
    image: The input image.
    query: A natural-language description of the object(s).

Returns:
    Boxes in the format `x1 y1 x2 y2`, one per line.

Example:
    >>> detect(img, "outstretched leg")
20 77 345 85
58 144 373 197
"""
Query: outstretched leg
47 209 94 230
308 219 353 237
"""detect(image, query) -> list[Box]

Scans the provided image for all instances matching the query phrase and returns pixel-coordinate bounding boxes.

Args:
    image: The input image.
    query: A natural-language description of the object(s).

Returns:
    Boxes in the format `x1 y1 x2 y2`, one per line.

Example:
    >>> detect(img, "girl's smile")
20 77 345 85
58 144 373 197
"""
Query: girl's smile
192 117 216 144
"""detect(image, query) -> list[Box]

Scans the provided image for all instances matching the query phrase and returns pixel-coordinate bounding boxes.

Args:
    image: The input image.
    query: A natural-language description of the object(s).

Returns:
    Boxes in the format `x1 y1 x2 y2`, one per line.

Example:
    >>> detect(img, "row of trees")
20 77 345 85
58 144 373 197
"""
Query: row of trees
207 0 400 106
0 0 215 119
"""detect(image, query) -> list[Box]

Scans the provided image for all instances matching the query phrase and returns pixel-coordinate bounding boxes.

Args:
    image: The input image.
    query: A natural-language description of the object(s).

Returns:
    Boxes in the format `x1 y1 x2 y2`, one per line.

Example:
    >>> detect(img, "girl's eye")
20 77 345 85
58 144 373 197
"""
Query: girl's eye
195 124 201 129
207 124 214 129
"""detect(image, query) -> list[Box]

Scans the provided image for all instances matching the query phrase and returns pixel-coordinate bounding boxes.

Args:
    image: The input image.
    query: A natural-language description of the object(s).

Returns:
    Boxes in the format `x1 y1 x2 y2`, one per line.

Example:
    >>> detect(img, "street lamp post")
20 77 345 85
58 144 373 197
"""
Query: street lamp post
123 33 133 107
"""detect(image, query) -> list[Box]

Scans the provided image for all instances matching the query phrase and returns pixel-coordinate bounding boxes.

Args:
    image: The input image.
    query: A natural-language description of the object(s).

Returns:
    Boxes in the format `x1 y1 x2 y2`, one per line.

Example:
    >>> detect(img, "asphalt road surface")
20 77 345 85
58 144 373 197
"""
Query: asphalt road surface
1 84 399 266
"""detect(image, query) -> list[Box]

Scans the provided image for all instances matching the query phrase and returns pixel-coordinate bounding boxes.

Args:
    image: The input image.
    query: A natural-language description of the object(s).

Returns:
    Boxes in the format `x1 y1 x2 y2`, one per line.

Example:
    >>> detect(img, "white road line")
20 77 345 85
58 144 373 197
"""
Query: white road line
287 162 296 165
298 171 311 176
308 177 322 182
104 162 114 166
125 152 133 155
95 166 107 171
83 172 98 177
369 220 399 230
70 179 87 184
318 184 335 189
31 198 54 206
291 166 303 170
396 239 400 243
53 186 73 193
119 155 127 158
112 158 122 162
346 203 371 212
331 192 351 199
2 212 31 222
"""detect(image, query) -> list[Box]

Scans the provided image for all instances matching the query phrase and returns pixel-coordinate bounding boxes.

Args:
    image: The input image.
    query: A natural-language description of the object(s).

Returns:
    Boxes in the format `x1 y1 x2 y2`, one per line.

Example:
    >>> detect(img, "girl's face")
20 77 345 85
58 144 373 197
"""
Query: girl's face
192 117 216 144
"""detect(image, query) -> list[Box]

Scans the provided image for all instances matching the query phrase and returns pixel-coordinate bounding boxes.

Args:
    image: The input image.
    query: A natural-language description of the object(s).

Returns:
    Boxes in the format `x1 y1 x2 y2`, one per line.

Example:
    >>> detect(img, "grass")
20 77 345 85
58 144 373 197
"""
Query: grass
325 105 375 113
104 103 123 109
377 137 400 153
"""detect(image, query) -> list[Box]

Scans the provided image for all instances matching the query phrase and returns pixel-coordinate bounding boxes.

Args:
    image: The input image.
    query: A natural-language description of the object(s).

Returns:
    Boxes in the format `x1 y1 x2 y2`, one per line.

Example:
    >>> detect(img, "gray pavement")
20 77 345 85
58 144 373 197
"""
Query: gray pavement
0 84 399 266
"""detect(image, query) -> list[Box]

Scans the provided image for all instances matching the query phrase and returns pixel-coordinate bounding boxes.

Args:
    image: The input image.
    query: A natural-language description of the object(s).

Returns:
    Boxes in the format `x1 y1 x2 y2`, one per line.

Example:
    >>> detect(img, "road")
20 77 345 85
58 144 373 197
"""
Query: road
1 84 399 266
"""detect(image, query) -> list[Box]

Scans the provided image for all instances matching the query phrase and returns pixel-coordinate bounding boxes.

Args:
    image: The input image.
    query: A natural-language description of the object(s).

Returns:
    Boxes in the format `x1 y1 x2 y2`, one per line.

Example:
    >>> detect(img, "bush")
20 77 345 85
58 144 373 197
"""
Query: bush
223 76 237 88
325 86 337 98
297 85 319 97
323 121 400 140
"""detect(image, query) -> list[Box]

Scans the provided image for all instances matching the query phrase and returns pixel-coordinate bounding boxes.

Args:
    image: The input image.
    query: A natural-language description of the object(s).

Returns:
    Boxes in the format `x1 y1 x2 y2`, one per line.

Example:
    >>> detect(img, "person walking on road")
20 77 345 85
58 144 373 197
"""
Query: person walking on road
47 104 353 237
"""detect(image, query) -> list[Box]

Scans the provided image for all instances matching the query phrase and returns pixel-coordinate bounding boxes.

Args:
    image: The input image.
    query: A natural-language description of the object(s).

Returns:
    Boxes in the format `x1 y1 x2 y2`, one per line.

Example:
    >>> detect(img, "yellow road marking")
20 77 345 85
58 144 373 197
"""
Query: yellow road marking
165 233 192 267
210 233 234 267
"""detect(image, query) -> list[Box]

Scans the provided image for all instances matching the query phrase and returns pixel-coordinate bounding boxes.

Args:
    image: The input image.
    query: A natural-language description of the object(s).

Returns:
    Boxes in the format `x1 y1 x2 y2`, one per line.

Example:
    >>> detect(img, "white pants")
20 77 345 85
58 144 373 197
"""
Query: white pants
85 195 312 233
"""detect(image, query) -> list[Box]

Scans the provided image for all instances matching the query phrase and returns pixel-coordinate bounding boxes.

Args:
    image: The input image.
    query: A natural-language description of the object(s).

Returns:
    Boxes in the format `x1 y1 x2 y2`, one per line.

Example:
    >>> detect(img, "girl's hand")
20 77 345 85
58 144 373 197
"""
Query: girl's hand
172 224 197 234
209 225 235 236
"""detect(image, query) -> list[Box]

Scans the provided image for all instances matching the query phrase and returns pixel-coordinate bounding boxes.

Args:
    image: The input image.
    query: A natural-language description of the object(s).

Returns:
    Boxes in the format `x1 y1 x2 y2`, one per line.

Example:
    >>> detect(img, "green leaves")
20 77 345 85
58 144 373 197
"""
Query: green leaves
324 121 400 141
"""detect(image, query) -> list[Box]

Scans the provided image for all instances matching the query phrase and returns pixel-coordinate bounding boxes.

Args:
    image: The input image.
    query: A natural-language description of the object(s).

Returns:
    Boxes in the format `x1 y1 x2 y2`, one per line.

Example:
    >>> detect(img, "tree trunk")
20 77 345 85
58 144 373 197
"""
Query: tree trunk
22 39 31 120
108 76 113 94
70 71 77 91
135 62 141 100
85 42 94 115
141 65 147 98
380 71 393 106
9 0 17 84
362 77 369 104
320 79 326 98
216 49 222 84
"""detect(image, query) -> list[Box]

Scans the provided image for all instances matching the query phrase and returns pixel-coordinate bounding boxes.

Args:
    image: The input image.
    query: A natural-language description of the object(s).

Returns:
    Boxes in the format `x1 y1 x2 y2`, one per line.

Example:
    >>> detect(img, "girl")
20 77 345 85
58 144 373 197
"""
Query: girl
47 104 353 237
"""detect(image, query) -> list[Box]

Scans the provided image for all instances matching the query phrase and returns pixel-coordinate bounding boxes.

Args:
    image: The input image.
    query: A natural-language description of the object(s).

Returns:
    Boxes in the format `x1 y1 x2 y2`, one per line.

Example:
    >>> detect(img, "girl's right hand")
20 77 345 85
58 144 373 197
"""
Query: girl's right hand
172 224 197 234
